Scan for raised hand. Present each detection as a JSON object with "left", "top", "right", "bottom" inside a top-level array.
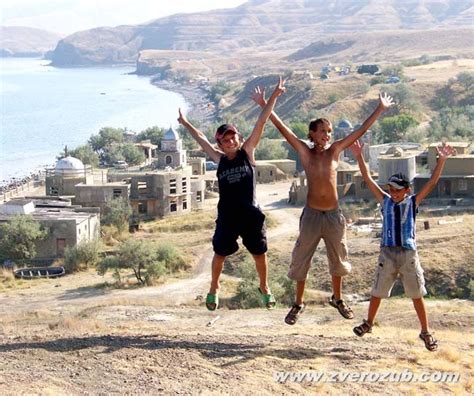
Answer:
[
  {"left": 177, "top": 108, "right": 187, "bottom": 125},
  {"left": 349, "top": 140, "right": 364, "bottom": 158},
  {"left": 251, "top": 85, "right": 266, "bottom": 106},
  {"left": 437, "top": 143, "right": 456, "bottom": 158},
  {"left": 273, "top": 76, "right": 286, "bottom": 97},
  {"left": 378, "top": 92, "right": 394, "bottom": 110}
]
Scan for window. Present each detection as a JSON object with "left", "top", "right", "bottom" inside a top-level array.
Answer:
[
  {"left": 345, "top": 174, "right": 352, "bottom": 183},
  {"left": 113, "top": 189, "right": 122, "bottom": 198},
  {"left": 257, "top": 171, "right": 261, "bottom": 177},
  {"left": 270, "top": 170, "right": 273, "bottom": 176},
  {"left": 166, "top": 155, "right": 172, "bottom": 165},
  {"left": 458, "top": 179, "right": 468, "bottom": 191},
  {"left": 138, "top": 181, "right": 148, "bottom": 193},
  {"left": 361, "top": 181, "right": 367, "bottom": 190},
  {"left": 182, "top": 179, "right": 187, "bottom": 193},
  {"left": 196, "top": 191, "right": 202, "bottom": 202},
  {"left": 170, "top": 202, "right": 177, "bottom": 212},
  {"left": 170, "top": 179, "right": 176, "bottom": 194},
  {"left": 183, "top": 199, "right": 187, "bottom": 210},
  {"left": 49, "top": 186, "right": 59, "bottom": 196}
]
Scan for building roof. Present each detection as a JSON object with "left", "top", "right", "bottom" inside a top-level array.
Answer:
[
  {"left": 428, "top": 142, "right": 470, "bottom": 148},
  {"left": 163, "top": 127, "right": 180, "bottom": 141},
  {"left": 55, "top": 156, "right": 84, "bottom": 172},
  {"left": 337, "top": 119, "right": 353, "bottom": 129}
]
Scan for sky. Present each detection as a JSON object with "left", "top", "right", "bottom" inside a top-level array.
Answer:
[{"left": 1, "top": 0, "right": 247, "bottom": 36}]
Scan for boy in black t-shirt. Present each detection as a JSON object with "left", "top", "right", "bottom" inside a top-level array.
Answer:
[{"left": 178, "top": 78, "right": 285, "bottom": 311}]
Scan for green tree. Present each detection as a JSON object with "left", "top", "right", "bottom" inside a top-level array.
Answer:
[
  {"left": 0, "top": 215, "right": 46, "bottom": 261},
  {"left": 89, "top": 127, "right": 125, "bottom": 156},
  {"left": 63, "top": 240, "right": 101, "bottom": 273},
  {"left": 97, "top": 239, "right": 165, "bottom": 285},
  {"left": 384, "top": 83, "right": 421, "bottom": 114},
  {"left": 376, "top": 114, "right": 420, "bottom": 143},
  {"left": 102, "top": 197, "right": 132, "bottom": 233},
  {"left": 255, "top": 138, "right": 288, "bottom": 160},
  {"left": 137, "top": 126, "right": 165, "bottom": 146},
  {"left": 428, "top": 106, "right": 474, "bottom": 141},
  {"left": 58, "top": 144, "right": 99, "bottom": 167},
  {"left": 120, "top": 143, "right": 145, "bottom": 166}
]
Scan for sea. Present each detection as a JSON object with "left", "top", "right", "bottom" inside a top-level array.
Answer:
[{"left": 0, "top": 58, "right": 188, "bottom": 183}]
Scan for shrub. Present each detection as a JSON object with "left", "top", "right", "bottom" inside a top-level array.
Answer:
[{"left": 63, "top": 240, "right": 101, "bottom": 273}]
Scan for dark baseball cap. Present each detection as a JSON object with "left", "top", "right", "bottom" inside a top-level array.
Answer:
[
  {"left": 387, "top": 173, "right": 410, "bottom": 189},
  {"left": 215, "top": 124, "right": 239, "bottom": 142}
]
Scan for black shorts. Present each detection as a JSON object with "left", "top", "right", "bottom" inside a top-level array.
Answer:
[{"left": 212, "top": 207, "right": 267, "bottom": 256}]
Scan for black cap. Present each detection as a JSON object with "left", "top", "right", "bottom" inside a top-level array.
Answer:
[{"left": 387, "top": 173, "right": 410, "bottom": 189}]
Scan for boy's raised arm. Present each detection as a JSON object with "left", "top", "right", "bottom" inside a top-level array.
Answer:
[
  {"left": 251, "top": 84, "right": 310, "bottom": 156},
  {"left": 415, "top": 144, "right": 456, "bottom": 206},
  {"left": 243, "top": 77, "right": 286, "bottom": 159},
  {"left": 335, "top": 93, "right": 394, "bottom": 153},
  {"left": 350, "top": 140, "right": 387, "bottom": 204},
  {"left": 177, "top": 108, "right": 222, "bottom": 163}
]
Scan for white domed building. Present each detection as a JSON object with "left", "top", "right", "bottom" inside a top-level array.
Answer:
[{"left": 45, "top": 156, "right": 93, "bottom": 196}]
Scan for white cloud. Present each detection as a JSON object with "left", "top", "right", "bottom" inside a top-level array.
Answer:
[{"left": 1, "top": 0, "right": 247, "bottom": 35}]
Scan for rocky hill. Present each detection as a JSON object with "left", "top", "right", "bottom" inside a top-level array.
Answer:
[
  {"left": 0, "top": 26, "right": 62, "bottom": 57},
  {"left": 50, "top": 0, "right": 474, "bottom": 67}
]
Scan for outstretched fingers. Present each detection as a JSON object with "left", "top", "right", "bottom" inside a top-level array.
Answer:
[
  {"left": 251, "top": 85, "right": 266, "bottom": 105},
  {"left": 437, "top": 143, "right": 456, "bottom": 158},
  {"left": 379, "top": 92, "right": 394, "bottom": 109},
  {"left": 349, "top": 139, "right": 364, "bottom": 156}
]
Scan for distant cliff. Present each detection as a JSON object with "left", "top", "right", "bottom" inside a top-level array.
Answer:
[
  {"left": 50, "top": 0, "right": 474, "bottom": 67},
  {"left": 0, "top": 26, "right": 62, "bottom": 57}
]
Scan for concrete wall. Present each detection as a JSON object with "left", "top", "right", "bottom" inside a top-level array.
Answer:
[
  {"left": 414, "top": 176, "right": 474, "bottom": 198},
  {"left": 427, "top": 143, "right": 471, "bottom": 170},
  {"left": 255, "top": 164, "right": 286, "bottom": 183},
  {"left": 188, "top": 157, "right": 206, "bottom": 175},
  {"left": 378, "top": 155, "right": 416, "bottom": 184}
]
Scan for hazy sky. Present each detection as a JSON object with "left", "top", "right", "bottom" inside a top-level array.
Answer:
[{"left": 1, "top": 0, "right": 247, "bottom": 36}]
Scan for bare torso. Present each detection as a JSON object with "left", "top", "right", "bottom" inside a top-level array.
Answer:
[{"left": 301, "top": 145, "right": 340, "bottom": 211}]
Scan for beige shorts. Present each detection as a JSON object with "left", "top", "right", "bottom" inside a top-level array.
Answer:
[
  {"left": 288, "top": 207, "right": 351, "bottom": 281},
  {"left": 371, "top": 247, "right": 427, "bottom": 299}
]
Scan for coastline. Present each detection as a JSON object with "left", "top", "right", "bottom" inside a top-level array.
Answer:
[{"left": 151, "top": 79, "right": 217, "bottom": 125}]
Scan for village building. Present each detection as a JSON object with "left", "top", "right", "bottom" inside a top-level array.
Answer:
[
  {"left": 74, "top": 182, "right": 130, "bottom": 214},
  {"left": 156, "top": 127, "right": 186, "bottom": 169},
  {"left": 107, "top": 170, "right": 199, "bottom": 219},
  {"left": 45, "top": 156, "right": 93, "bottom": 196},
  {"left": 255, "top": 159, "right": 296, "bottom": 183},
  {"left": 134, "top": 140, "right": 158, "bottom": 166},
  {"left": 414, "top": 142, "right": 474, "bottom": 198},
  {"left": 0, "top": 197, "right": 100, "bottom": 259}
]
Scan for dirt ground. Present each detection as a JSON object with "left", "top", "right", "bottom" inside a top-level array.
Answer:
[{"left": 0, "top": 181, "right": 473, "bottom": 395}]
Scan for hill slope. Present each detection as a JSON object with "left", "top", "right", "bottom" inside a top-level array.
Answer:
[
  {"left": 0, "top": 26, "right": 62, "bottom": 57},
  {"left": 50, "top": 0, "right": 474, "bottom": 66}
]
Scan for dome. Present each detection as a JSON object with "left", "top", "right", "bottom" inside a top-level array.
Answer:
[
  {"left": 55, "top": 156, "right": 85, "bottom": 176},
  {"left": 163, "top": 127, "right": 180, "bottom": 140},
  {"left": 338, "top": 119, "right": 353, "bottom": 129}
]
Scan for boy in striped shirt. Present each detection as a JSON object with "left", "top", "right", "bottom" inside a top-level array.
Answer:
[{"left": 350, "top": 140, "right": 455, "bottom": 351}]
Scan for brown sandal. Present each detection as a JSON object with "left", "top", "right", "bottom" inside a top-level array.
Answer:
[
  {"left": 419, "top": 331, "right": 438, "bottom": 351},
  {"left": 353, "top": 319, "right": 372, "bottom": 337},
  {"left": 284, "top": 303, "right": 305, "bottom": 325},
  {"left": 329, "top": 295, "right": 354, "bottom": 319}
]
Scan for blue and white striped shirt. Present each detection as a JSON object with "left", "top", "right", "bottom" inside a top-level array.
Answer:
[{"left": 381, "top": 194, "right": 417, "bottom": 250}]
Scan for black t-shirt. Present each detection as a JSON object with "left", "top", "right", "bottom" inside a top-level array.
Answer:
[{"left": 216, "top": 149, "right": 257, "bottom": 216}]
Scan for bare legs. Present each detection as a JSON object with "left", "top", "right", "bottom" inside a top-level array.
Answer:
[{"left": 208, "top": 252, "right": 270, "bottom": 294}]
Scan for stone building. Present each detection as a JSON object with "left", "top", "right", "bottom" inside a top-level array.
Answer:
[
  {"left": 156, "top": 127, "right": 187, "bottom": 169},
  {"left": 45, "top": 156, "right": 93, "bottom": 196},
  {"left": 0, "top": 197, "right": 100, "bottom": 259}
]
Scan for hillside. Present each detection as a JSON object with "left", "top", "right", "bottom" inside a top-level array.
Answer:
[
  {"left": 0, "top": 26, "right": 62, "bottom": 57},
  {"left": 49, "top": 0, "right": 474, "bottom": 66}
]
